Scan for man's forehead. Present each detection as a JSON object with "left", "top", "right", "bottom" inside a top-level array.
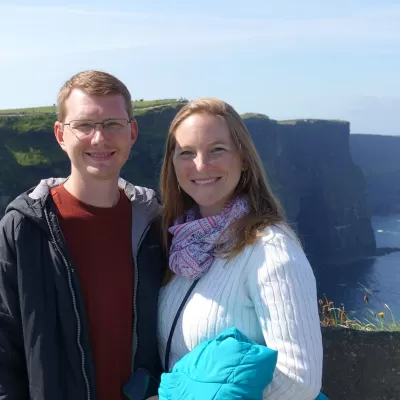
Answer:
[
  {"left": 64, "top": 89, "right": 127, "bottom": 118},
  {"left": 66, "top": 88, "right": 124, "bottom": 103}
]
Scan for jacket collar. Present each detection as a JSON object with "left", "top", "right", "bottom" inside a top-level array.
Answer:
[{"left": 6, "top": 177, "right": 162, "bottom": 254}]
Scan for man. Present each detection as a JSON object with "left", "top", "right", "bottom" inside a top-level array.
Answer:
[{"left": 0, "top": 70, "right": 165, "bottom": 399}]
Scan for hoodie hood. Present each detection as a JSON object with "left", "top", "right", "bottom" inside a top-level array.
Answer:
[{"left": 5, "top": 177, "right": 161, "bottom": 247}]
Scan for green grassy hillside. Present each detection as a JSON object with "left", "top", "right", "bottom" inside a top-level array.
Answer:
[{"left": 0, "top": 99, "right": 187, "bottom": 116}]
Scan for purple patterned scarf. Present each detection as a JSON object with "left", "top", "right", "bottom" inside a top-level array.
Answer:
[{"left": 168, "top": 196, "right": 250, "bottom": 280}]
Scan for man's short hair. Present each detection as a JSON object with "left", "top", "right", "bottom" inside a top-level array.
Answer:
[{"left": 57, "top": 70, "right": 133, "bottom": 122}]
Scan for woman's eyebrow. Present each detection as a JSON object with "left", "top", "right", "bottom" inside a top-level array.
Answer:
[
  {"left": 175, "top": 144, "right": 191, "bottom": 149},
  {"left": 206, "top": 140, "right": 230, "bottom": 147},
  {"left": 175, "top": 140, "right": 229, "bottom": 150}
]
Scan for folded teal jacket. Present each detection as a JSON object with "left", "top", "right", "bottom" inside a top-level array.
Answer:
[{"left": 159, "top": 327, "right": 328, "bottom": 400}]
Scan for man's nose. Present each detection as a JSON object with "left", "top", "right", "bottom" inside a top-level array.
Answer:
[{"left": 91, "top": 124, "right": 106, "bottom": 144}]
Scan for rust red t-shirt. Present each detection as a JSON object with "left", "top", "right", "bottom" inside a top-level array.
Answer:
[{"left": 51, "top": 184, "right": 133, "bottom": 400}]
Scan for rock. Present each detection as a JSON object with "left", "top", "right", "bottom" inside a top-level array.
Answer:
[{"left": 322, "top": 327, "right": 400, "bottom": 399}]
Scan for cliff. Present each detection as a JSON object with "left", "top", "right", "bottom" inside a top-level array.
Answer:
[
  {"left": 350, "top": 134, "right": 400, "bottom": 216},
  {"left": 244, "top": 116, "right": 376, "bottom": 262},
  {"left": 0, "top": 105, "right": 376, "bottom": 263}
]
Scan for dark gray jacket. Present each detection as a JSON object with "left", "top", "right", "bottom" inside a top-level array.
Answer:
[{"left": 0, "top": 178, "right": 167, "bottom": 400}]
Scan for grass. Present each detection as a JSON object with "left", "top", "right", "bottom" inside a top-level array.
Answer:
[
  {"left": 0, "top": 106, "right": 57, "bottom": 115},
  {"left": 279, "top": 119, "right": 348, "bottom": 125},
  {"left": 319, "top": 284, "right": 400, "bottom": 331},
  {"left": 241, "top": 113, "right": 270, "bottom": 120},
  {"left": 0, "top": 100, "right": 351, "bottom": 126},
  {"left": 6, "top": 146, "right": 51, "bottom": 166},
  {"left": 0, "top": 114, "right": 55, "bottom": 133},
  {"left": 132, "top": 98, "right": 186, "bottom": 108},
  {"left": 0, "top": 99, "right": 188, "bottom": 116}
]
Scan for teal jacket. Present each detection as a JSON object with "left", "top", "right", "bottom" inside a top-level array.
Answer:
[{"left": 159, "top": 327, "right": 328, "bottom": 400}]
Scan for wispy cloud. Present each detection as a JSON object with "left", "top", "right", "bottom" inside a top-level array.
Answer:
[{"left": 1, "top": 3, "right": 399, "bottom": 61}]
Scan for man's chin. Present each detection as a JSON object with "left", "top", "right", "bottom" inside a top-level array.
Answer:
[{"left": 83, "top": 167, "right": 120, "bottom": 180}]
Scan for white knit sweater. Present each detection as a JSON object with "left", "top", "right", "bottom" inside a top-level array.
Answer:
[{"left": 158, "top": 224, "right": 323, "bottom": 400}]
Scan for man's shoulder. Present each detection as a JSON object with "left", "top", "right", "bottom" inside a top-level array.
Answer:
[
  {"left": 1, "top": 209, "right": 25, "bottom": 236},
  {"left": 123, "top": 182, "right": 162, "bottom": 219},
  {"left": 132, "top": 185, "right": 158, "bottom": 199},
  {"left": 0, "top": 209, "right": 40, "bottom": 259},
  {"left": 119, "top": 179, "right": 160, "bottom": 204}
]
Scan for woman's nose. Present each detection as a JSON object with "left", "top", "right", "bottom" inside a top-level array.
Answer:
[{"left": 194, "top": 153, "right": 210, "bottom": 171}]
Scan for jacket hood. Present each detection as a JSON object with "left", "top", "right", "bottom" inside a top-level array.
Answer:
[
  {"left": 5, "top": 177, "right": 161, "bottom": 243},
  {"left": 159, "top": 327, "right": 278, "bottom": 400}
]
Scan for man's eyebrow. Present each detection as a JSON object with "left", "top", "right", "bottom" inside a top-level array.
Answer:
[{"left": 67, "top": 116, "right": 127, "bottom": 122}]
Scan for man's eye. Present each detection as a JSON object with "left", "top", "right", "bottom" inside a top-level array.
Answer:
[
  {"left": 104, "top": 121, "right": 123, "bottom": 128},
  {"left": 74, "top": 123, "right": 93, "bottom": 130}
]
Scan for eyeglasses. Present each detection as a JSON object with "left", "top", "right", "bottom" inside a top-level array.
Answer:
[{"left": 63, "top": 119, "right": 131, "bottom": 139}]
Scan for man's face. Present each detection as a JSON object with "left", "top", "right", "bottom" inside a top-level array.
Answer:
[{"left": 54, "top": 89, "right": 137, "bottom": 182}]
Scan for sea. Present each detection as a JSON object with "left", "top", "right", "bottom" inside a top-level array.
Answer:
[{"left": 314, "top": 215, "right": 400, "bottom": 321}]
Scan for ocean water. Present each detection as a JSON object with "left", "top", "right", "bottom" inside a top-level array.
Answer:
[{"left": 314, "top": 215, "right": 400, "bottom": 321}]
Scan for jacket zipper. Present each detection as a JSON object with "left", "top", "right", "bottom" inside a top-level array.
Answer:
[
  {"left": 130, "top": 215, "right": 159, "bottom": 372},
  {"left": 44, "top": 207, "right": 91, "bottom": 400}
]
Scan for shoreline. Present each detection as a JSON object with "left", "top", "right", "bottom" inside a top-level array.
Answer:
[{"left": 310, "top": 246, "right": 400, "bottom": 268}]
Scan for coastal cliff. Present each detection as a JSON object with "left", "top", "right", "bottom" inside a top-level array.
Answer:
[
  {"left": 244, "top": 116, "right": 376, "bottom": 262},
  {"left": 0, "top": 104, "right": 376, "bottom": 262},
  {"left": 350, "top": 134, "right": 400, "bottom": 216}
]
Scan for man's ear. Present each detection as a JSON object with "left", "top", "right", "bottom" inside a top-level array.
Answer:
[
  {"left": 54, "top": 121, "right": 67, "bottom": 152},
  {"left": 130, "top": 119, "right": 138, "bottom": 147}
]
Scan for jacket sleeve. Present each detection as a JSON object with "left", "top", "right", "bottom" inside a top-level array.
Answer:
[
  {"left": 247, "top": 228, "right": 323, "bottom": 400},
  {"left": 0, "top": 213, "right": 29, "bottom": 398}
]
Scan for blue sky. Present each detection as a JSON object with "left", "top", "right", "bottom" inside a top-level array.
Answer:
[{"left": 0, "top": 0, "right": 399, "bottom": 134}]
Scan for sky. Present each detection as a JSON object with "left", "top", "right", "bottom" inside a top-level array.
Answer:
[{"left": 0, "top": 0, "right": 399, "bottom": 135}]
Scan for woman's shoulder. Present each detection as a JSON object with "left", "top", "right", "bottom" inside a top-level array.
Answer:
[
  {"left": 257, "top": 222, "right": 301, "bottom": 248},
  {"left": 246, "top": 223, "right": 310, "bottom": 270}
]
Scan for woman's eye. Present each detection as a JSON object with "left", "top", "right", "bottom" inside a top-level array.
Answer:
[
  {"left": 180, "top": 150, "right": 194, "bottom": 156},
  {"left": 211, "top": 147, "right": 225, "bottom": 153}
]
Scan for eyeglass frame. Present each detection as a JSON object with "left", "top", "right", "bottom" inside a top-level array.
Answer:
[{"left": 62, "top": 118, "right": 133, "bottom": 139}]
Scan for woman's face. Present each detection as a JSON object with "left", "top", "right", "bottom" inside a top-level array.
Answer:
[{"left": 172, "top": 112, "right": 243, "bottom": 217}]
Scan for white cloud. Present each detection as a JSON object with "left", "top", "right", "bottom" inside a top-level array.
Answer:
[{"left": 0, "top": 3, "right": 399, "bottom": 60}]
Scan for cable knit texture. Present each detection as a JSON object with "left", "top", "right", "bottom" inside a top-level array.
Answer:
[{"left": 158, "top": 224, "right": 323, "bottom": 400}]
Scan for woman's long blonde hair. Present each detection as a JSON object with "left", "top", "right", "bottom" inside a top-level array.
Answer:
[{"left": 160, "top": 97, "right": 287, "bottom": 256}]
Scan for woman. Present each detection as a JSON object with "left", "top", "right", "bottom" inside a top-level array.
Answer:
[{"left": 157, "top": 98, "right": 323, "bottom": 399}]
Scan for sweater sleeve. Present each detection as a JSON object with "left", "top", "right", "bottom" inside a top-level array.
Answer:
[{"left": 247, "top": 227, "right": 323, "bottom": 400}]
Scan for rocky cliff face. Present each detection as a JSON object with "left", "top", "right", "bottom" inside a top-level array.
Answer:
[
  {"left": 0, "top": 108, "right": 376, "bottom": 262},
  {"left": 350, "top": 134, "right": 400, "bottom": 216},
  {"left": 244, "top": 117, "right": 376, "bottom": 262}
]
